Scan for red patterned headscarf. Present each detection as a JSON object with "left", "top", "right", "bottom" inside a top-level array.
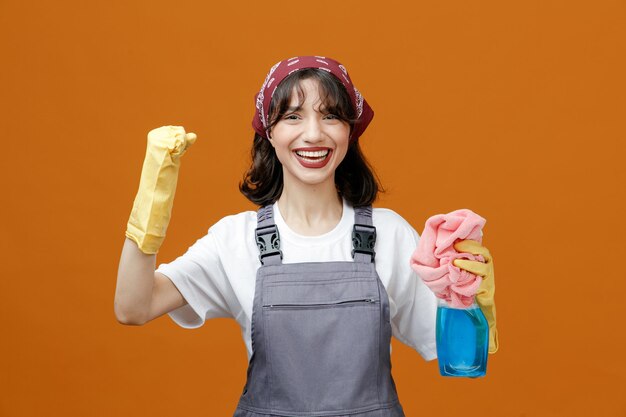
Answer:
[{"left": 252, "top": 56, "right": 374, "bottom": 141}]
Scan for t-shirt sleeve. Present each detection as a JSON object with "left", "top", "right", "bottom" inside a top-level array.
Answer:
[
  {"left": 156, "top": 229, "right": 235, "bottom": 328},
  {"left": 388, "top": 221, "right": 438, "bottom": 361}
]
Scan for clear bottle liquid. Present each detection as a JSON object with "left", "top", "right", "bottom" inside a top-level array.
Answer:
[{"left": 436, "top": 298, "right": 489, "bottom": 377}]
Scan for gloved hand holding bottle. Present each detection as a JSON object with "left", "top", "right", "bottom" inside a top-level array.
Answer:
[
  {"left": 125, "top": 126, "right": 197, "bottom": 254},
  {"left": 410, "top": 209, "right": 498, "bottom": 377},
  {"left": 452, "top": 239, "right": 499, "bottom": 354}
]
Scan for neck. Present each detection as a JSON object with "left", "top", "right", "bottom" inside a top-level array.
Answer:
[{"left": 277, "top": 176, "right": 343, "bottom": 236}]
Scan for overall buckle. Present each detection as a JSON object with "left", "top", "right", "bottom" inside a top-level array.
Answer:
[
  {"left": 255, "top": 225, "right": 283, "bottom": 265},
  {"left": 352, "top": 223, "right": 376, "bottom": 261}
]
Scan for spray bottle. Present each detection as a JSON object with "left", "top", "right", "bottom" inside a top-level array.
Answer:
[{"left": 436, "top": 297, "right": 489, "bottom": 377}]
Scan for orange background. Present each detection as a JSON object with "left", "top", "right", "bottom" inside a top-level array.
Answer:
[{"left": 1, "top": 0, "right": 625, "bottom": 416}]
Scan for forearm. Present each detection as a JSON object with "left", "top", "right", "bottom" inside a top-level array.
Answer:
[{"left": 114, "top": 237, "right": 157, "bottom": 324}]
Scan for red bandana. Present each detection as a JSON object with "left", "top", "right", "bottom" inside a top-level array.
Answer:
[{"left": 252, "top": 56, "right": 374, "bottom": 141}]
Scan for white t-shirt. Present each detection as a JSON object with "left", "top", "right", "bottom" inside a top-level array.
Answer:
[{"left": 156, "top": 198, "right": 437, "bottom": 362}]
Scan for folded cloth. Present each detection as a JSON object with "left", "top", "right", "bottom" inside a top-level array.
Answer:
[{"left": 409, "top": 209, "right": 486, "bottom": 308}]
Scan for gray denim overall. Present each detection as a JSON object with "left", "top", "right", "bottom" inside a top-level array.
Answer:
[{"left": 234, "top": 205, "right": 405, "bottom": 417}]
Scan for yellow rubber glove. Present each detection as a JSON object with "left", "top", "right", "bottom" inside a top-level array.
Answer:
[
  {"left": 452, "top": 239, "right": 499, "bottom": 354},
  {"left": 125, "top": 126, "right": 197, "bottom": 254}
]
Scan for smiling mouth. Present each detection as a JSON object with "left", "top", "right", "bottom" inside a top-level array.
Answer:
[{"left": 293, "top": 149, "right": 330, "bottom": 161}]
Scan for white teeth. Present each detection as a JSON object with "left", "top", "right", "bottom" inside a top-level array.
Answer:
[{"left": 294, "top": 150, "right": 330, "bottom": 158}]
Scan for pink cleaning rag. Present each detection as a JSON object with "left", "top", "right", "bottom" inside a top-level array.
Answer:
[{"left": 410, "top": 209, "right": 487, "bottom": 308}]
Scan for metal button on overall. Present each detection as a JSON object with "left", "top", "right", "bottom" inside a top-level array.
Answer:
[{"left": 234, "top": 205, "right": 405, "bottom": 417}]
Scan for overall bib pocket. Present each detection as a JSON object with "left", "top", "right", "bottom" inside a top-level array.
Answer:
[{"left": 262, "top": 297, "right": 381, "bottom": 412}]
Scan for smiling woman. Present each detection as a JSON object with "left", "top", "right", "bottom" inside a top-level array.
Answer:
[{"left": 117, "top": 55, "right": 461, "bottom": 417}]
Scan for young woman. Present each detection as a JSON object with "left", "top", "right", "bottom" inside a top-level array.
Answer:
[{"left": 115, "top": 56, "right": 490, "bottom": 416}]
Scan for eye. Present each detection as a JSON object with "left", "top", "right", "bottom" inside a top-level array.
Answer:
[
  {"left": 283, "top": 114, "right": 299, "bottom": 120},
  {"left": 324, "top": 114, "right": 339, "bottom": 120}
]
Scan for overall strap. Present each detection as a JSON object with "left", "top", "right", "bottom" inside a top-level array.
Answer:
[
  {"left": 352, "top": 205, "right": 376, "bottom": 263},
  {"left": 256, "top": 204, "right": 376, "bottom": 265},
  {"left": 255, "top": 205, "right": 283, "bottom": 265}
]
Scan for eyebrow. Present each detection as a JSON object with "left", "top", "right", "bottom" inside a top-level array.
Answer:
[{"left": 286, "top": 105, "right": 329, "bottom": 112}]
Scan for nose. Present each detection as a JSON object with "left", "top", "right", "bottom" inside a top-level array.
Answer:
[{"left": 301, "top": 117, "right": 323, "bottom": 143}]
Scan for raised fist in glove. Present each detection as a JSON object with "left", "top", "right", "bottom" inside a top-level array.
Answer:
[
  {"left": 125, "top": 126, "right": 197, "bottom": 254},
  {"left": 452, "top": 239, "right": 499, "bottom": 354}
]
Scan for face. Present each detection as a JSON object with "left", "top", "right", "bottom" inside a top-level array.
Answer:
[{"left": 268, "top": 78, "right": 351, "bottom": 188}]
